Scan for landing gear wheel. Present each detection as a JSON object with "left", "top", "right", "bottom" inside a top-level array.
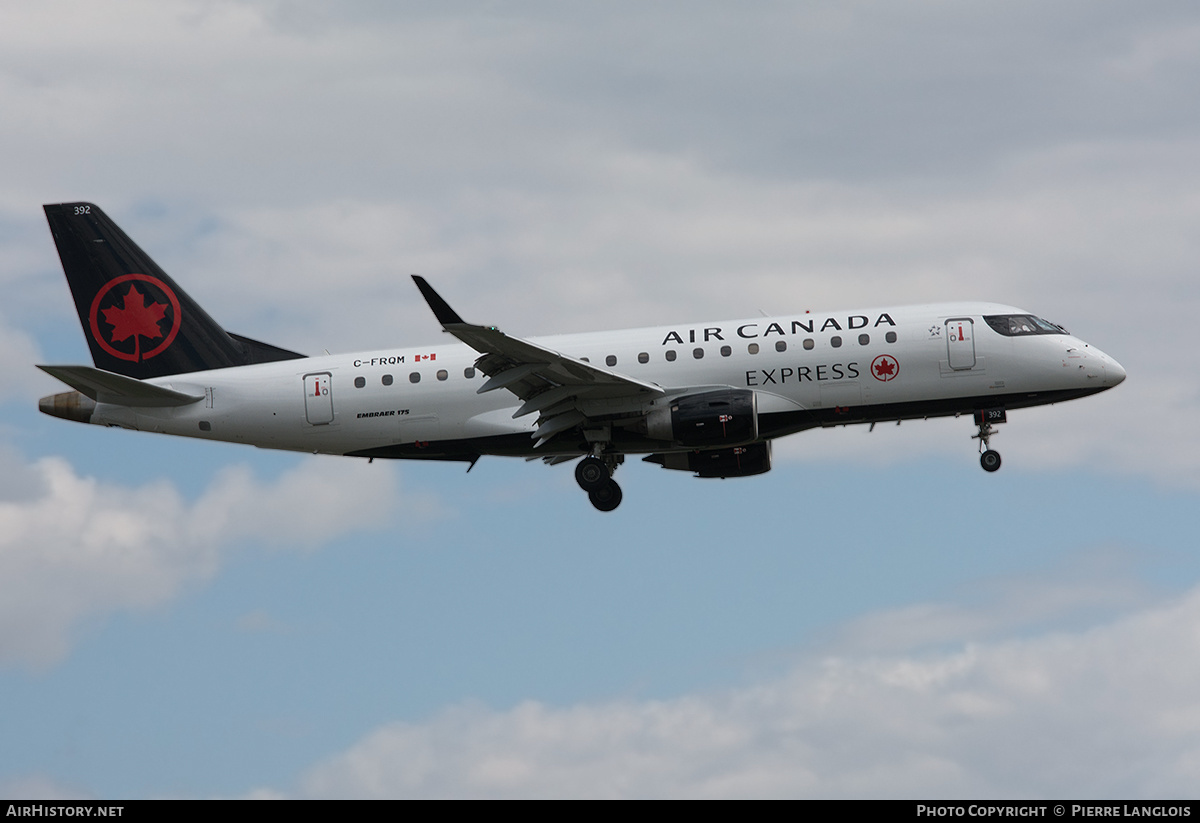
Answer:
[
  {"left": 575, "top": 457, "right": 611, "bottom": 491},
  {"left": 588, "top": 480, "right": 623, "bottom": 512},
  {"left": 980, "top": 449, "right": 1002, "bottom": 473}
]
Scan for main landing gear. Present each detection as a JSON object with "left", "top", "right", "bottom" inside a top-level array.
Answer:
[
  {"left": 972, "top": 408, "right": 1005, "bottom": 473},
  {"left": 576, "top": 454, "right": 624, "bottom": 512}
]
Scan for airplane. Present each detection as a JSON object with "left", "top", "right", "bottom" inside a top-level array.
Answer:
[{"left": 37, "top": 202, "right": 1126, "bottom": 511}]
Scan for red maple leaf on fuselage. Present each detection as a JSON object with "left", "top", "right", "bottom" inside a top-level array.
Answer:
[
  {"left": 874, "top": 358, "right": 896, "bottom": 377},
  {"left": 100, "top": 283, "right": 168, "bottom": 361}
]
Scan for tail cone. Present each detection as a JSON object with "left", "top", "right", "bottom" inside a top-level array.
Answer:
[{"left": 39, "top": 390, "right": 96, "bottom": 424}]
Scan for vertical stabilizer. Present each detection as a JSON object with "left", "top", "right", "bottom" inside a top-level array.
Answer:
[{"left": 43, "top": 202, "right": 303, "bottom": 378}]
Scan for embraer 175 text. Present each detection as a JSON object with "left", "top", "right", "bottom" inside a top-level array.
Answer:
[{"left": 38, "top": 203, "right": 1126, "bottom": 511}]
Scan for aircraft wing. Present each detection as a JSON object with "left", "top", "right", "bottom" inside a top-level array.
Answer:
[
  {"left": 412, "top": 276, "right": 666, "bottom": 445},
  {"left": 38, "top": 365, "right": 204, "bottom": 407}
]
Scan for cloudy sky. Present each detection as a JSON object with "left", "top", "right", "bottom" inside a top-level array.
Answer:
[{"left": 2, "top": 0, "right": 1199, "bottom": 798}]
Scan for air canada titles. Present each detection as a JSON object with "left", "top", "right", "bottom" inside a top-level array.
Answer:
[{"left": 660, "top": 313, "right": 896, "bottom": 345}]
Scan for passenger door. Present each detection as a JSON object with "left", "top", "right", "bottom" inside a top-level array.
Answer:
[
  {"left": 946, "top": 319, "right": 976, "bottom": 370},
  {"left": 303, "top": 372, "right": 334, "bottom": 424}
]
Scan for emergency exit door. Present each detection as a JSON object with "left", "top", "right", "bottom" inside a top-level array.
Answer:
[
  {"left": 946, "top": 319, "right": 976, "bottom": 370},
  {"left": 303, "top": 372, "right": 334, "bottom": 424}
]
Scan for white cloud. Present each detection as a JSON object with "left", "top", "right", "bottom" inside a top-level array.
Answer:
[
  {"left": 0, "top": 451, "right": 440, "bottom": 669},
  {"left": 0, "top": 774, "right": 91, "bottom": 801},
  {"left": 0, "top": 318, "right": 47, "bottom": 404},
  {"left": 289, "top": 582, "right": 1200, "bottom": 798}
]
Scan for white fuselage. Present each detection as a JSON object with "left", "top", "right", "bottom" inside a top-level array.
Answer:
[{"left": 83, "top": 302, "right": 1125, "bottom": 460}]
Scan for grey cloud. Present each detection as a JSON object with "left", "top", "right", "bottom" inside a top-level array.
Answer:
[{"left": 3, "top": 0, "right": 1198, "bottom": 486}]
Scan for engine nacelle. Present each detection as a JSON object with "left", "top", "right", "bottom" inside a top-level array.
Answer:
[
  {"left": 644, "top": 441, "right": 772, "bottom": 478},
  {"left": 645, "top": 388, "right": 759, "bottom": 447}
]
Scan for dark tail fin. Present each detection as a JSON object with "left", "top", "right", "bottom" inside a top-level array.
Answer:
[{"left": 43, "top": 202, "right": 304, "bottom": 379}]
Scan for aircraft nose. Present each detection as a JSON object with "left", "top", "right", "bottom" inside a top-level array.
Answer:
[{"left": 1106, "top": 357, "right": 1127, "bottom": 387}]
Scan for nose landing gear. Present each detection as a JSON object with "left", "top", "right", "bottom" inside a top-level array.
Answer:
[
  {"left": 973, "top": 408, "right": 1006, "bottom": 473},
  {"left": 575, "top": 453, "right": 624, "bottom": 511},
  {"left": 980, "top": 448, "right": 1002, "bottom": 472}
]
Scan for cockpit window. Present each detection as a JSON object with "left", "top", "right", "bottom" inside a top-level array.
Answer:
[{"left": 984, "top": 314, "right": 1068, "bottom": 336}]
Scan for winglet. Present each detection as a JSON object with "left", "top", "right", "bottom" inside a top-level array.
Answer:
[{"left": 411, "top": 275, "right": 465, "bottom": 327}]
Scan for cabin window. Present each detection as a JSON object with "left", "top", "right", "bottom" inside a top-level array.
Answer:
[
  {"left": 199, "top": 421, "right": 211, "bottom": 431},
  {"left": 886, "top": 331, "right": 897, "bottom": 344},
  {"left": 720, "top": 345, "right": 732, "bottom": 357},
  {"left": 693, "top": 348, "right": 704, "bottom": 359},
  {"left": 381, "top": 374, "right": 393, "bottom": 386},
  {"left": 775, "top": 341, "right": 787, "bottom": 353},
  {"left": 831, "top": 336, "right": 842, "bottom": 348},
  {"left": 638, "top": 352, "right": 649, "bottom": 364},
  {"left": 606, "top": 355, "right": 617, "bottom": 367},
  {"left": 354, "top": 376, "right": 366, "bottom": 389},
  {"left": 748, "top": 343, "right": 759, "bottom": 355},
  {"left": 803, "top": 338, "right": 814, "bottom": 350},
  {"left": 858, "top": 334, "right": 870, "bottom": 346},
  {"left": 436, "top": 369, "right": 448, "bottom": 381},
  {"left": 665, "top": 350, "right": 677, "bottom": 362},
  {"left": 464, "top": 367, "right": 476, "bottom": 378},
  {"left": 409, "top": 372, "right": 420, "bottom": 383},
  {"left": 580, "top": 357, "right": 589, "bottom": 362}
]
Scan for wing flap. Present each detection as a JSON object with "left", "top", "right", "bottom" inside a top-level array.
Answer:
[
  {"left": 412, "top": 276, "right": 665, "bottom": 447},
  {"left": 447, "top": 322, "right": 663, "bottom": 397}
]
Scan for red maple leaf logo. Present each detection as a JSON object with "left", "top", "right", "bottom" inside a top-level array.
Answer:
[
  {"left": 100, "top": 283, "right": 168, "bottom": 361},
  {"left": 871, "top": 354, "right": 899, "bottom": 381}
]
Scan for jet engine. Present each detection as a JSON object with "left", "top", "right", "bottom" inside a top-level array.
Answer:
[
  {"left": 644, "top": 441, "right": 772, "bottom": 478},
  {"left": 644, "top": 388, "right": 759, "bottom": 447}
]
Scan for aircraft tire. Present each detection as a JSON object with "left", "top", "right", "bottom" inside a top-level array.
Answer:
[
  {"left": 575, "top": 457, "right": 611, "bottom": 491},
  {"left": 588, "top": 480, "right": 623, "bottom": 512},
  {"left": 980, "top": 450, "right": 1002, "bottom": 473}
]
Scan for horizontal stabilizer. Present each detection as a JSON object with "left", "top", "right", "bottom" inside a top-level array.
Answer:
[{"left": 38, "top": 364, "right": 203, "bottom": 407}]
